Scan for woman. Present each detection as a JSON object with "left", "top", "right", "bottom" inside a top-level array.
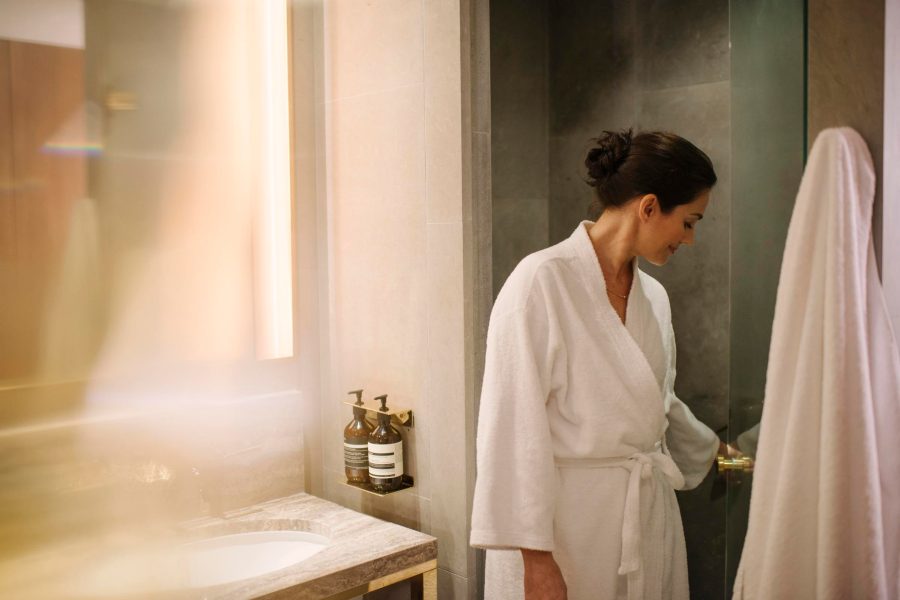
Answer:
[{"left": 470, "top": 129, "right": 726, "bottom": 600}]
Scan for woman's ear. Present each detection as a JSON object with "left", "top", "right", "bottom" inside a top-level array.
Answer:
[{"left": 638, "top": 194, "right": 658, "bottom": 223}]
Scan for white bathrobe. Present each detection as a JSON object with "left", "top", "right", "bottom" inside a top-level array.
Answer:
[
  {"left": 470, "top": 221, "right": 720, "bottom": 600},
  {"left": 734, "top": 128, "right": 900, "bottom": 599}
]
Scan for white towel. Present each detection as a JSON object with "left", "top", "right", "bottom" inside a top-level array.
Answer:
[{"left": 734, "top": 127, "right": 900, "bottom": 599}]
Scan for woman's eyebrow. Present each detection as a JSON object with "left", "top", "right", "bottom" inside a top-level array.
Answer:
[{"left": 690, "top": 213, "right": 704, "bottom": 220}]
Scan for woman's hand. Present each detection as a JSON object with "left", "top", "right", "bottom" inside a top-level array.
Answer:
[
  {"left": 521, "top": 549, "right": 567, "bottom": 600},
  {"left": 718, "top": 440, "right": 742, "bottom": 458}
]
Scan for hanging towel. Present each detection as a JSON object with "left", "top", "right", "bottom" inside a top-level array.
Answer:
[{"left": 733, "top": 127, "right": 900, "bottom": 599}]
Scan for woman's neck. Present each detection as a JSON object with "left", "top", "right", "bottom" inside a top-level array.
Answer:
[{"left": 587, "top": 209, "right": 637, "bottom": 282}]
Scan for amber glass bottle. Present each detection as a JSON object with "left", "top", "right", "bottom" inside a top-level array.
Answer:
[
  {"left": 368, "top": 394, "right": 404, "bottom": 492},
  {"left": 344, "top": 390, "right": 373, "bottom": 484}
]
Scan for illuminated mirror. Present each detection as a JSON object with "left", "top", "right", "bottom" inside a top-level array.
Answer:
[{"left": 0, "top": 0, "right": 295, "bottom": 397}]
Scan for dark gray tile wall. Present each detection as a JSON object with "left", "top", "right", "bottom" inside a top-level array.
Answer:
[
  {"left": 548, "top": 0, "right": 637, "bottom": 244},
  {"left": 635, "top": 0, "right": 730, "bottom": 90},
  {"left": 489, "top": 0, "right": 549, "bottom": 297},
  {"left": 548, "top": 0, "right": 637, "bottom": 138},
  {"left": 470, "top": 0, "right": 493, "bottom": 596}
]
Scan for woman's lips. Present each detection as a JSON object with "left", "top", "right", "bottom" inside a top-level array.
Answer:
[{"left": 668, "top": 245, "right": 677, "bottom": 255}]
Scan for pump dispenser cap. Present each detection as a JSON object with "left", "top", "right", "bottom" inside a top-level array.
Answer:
[
  {"left": 348, "top": 389, "right": 364, "bottom": 406},
  {"left": 375, "top": 394, "right": 389, "bottom": 412}
]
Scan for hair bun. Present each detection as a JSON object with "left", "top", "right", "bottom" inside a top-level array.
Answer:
[{"left": 585, "top": 129, "right": 633, "bottom": 186}]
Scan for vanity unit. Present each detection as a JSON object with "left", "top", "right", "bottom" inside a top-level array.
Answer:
[
  {"left": 0, "top": 493, "right": 437, "bottom": 599},
  {"left": 182, "top": 492, "right": 438, "bottom": 599}
]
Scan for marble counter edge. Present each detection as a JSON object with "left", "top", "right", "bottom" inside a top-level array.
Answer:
[{"left": 196, "top": 492, "right": 438, "bottom": 600}]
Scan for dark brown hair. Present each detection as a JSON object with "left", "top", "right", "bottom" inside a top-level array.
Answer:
[{"left": 584, "top": 129, "right": 717, "bottom": 216}]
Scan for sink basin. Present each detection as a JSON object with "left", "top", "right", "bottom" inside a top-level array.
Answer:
[
  {"left": 74, "top": 528, "right": 330, "bottom": 596},
  {"left": 182, "top": 530, "right": 330, "bottom": 587}
]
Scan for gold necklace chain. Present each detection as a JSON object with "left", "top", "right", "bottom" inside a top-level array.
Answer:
[
  {"left": 598, "top": 258, "right": 631, "bottom": 301},
  {"left": 601, "top": 269, "right": 630, "bottom": 300}
]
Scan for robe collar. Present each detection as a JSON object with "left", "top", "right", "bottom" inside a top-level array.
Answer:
[
  {"left": 566, "top": 220, "right": 668, "bottom": 439},
  {"left": 567, "top": 220, "right": 646, "bottom": 311}
]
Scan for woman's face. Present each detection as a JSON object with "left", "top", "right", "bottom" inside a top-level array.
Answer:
[{"left": 636, "top": 189, "right": 711, "bottom": 266}]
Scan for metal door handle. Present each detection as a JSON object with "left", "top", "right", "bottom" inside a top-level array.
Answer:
[{"left": 717, "top": 455, "right": 754, "bottom": 472}]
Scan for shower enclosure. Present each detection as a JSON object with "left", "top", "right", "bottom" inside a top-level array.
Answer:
[{"left": 489, "top": 1, "right": 806, "bottom": 597}]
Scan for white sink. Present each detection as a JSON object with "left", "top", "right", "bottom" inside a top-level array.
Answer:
[
  {"left": 75, "top": 529, "right": 330, "bottom": 596},
  {"left": 182, "top": 530, "right": 330, "bottom": 587}
]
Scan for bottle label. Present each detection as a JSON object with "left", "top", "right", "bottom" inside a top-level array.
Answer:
[
  {"left": 368, "top": 441, "right": 404, "bottom": 480},
  {"left": 344, "top": 443, "right": 369, "bottom": 469}
]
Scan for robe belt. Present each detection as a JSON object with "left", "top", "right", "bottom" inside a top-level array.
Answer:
[{"left": 555, "top": 446, "right": 686, "bottom": 600}]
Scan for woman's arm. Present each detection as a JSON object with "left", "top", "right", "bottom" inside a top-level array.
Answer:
[
  {"left": 470, "top": 293, "right": 563, "bottom": 551},
  {"left": 521, "top": 549, "right": 567, "bottom": 600},
  {"left": 666, "top": 394, "right": 720, "bottom": 488},
  {"left": 663, "top": 323, "right": 721, "bottom": 489},
  {"left": 470, "top": 273, "right": 566, "bottom": 595}
]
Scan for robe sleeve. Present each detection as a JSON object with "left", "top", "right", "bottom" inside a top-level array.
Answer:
[
  {"left": 663, "top": 323, "right": 720, "bottom": 490},
  {"left": 470, "top": 292, "right": 561, "bottom": 552},
  {"left": 736, "top": 422, "right": 761, "bottom": 457}
]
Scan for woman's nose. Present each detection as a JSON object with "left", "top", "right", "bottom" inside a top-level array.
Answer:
[{"left": 682, "top": 230, "right": 695, "bottom": 246}]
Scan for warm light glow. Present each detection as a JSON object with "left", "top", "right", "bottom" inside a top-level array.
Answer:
[
  {"left": 254, "top": 0, "right": 294, "bottom": 360},
  {"left": 0, "top": 2, "right": 305, "bottom": 596}
]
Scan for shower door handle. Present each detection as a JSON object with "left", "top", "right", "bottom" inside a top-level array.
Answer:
[{"left": 717, "top": 455, "right": 755, "bottom": 472}]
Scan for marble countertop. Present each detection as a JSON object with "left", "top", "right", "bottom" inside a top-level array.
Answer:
[
  {"left": 183, "top": 492, "right": 438, "bottom": 599},
  {"left": 0, "top": 492, "right": 437, "bottom": 600}
]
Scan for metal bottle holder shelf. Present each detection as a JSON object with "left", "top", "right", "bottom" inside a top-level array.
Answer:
[
  {"left": 342, "top": 474, "right": 416, "bottom": 496},
  {"left": 341, "top": 398, "right": 414, "bottom": 496}
]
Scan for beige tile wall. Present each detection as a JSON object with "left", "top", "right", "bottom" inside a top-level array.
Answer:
[
  {"left": 807, "top": 0, "right": 885, "bottom": 261},
  {"left": 314, "top": 1, "right": 481, "bottom": 597}
]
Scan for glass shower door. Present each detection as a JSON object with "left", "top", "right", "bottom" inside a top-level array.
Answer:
[{"left": 726, "top": 0, "right": 807, "bottom": 595}]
